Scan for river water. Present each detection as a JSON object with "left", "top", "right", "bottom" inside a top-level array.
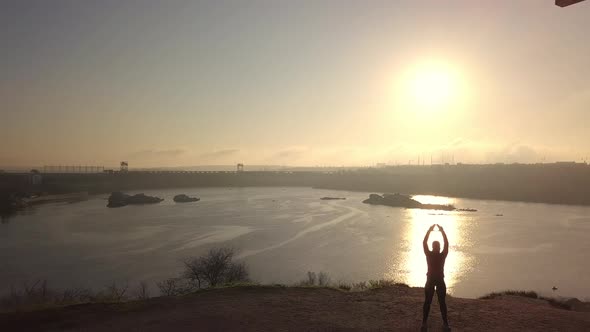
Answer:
[{"left": 1, "top": 187, "right": 589, "bottom": 299}]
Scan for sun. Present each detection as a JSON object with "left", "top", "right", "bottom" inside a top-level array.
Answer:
[{"left": 403, "top": 62, "right": 461, "bottom": 112}]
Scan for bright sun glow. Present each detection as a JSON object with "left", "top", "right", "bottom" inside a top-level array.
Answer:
[
  {"left": 401, "top": 61, "right": 462, "bottom": 113},
  {"left": 410, "top": 69, "right": 454, "bottom": 106},
  {"left": 386, "top": 195, "right": 475, "bottom": 293}
]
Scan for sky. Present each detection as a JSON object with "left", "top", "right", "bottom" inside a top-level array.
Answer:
[{"left": 1, "top": 0, "right": 589, "bottom": 168}]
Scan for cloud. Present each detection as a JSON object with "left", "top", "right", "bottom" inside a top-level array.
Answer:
[
  {"left": 130, "top": 148, "right": 187, "bottom": 159},
  {"left": 385, "top": 139, "right": 551, "bottom": 165},
  {"left": 273, "top": 147, "right": 309, "bottom": 160},
  {"left": 199, "top": 149, "right": 240, "bottom": 159},
  {"left": 504, "top": 144, "right": 539, "bottom": 162},
  {"left": 197, "top": 149, "right": 242, "bottom": 164}
]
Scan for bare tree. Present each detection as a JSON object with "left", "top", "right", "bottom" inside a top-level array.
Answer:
[
  {"left": 105, "top": 281, "right": 128, "bottom": 302},
  {"left": 306, "top": 272, "right": 317, "bottom": 286},
  {"left": 183, "top": 260, "right": 203, "bottom": 289},
  {"left": 134, "top": 281, "right": 150, "bottom": 300},
  {"left": 226, "top": 261, "right": 249, "bottom": 283},
  {"left": 156, "top": 278, "right": 190, "bottom": 296},
  {"left": 183, "top": 247, "right": 249, "bottom": 289},
  {"left": 318, "top": 272, "right": 331, "bottom": 286}
]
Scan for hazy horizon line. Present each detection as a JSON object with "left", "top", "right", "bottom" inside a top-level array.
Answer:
[{"left": 2, "top": 161, "right": 589, "bottom": 173}]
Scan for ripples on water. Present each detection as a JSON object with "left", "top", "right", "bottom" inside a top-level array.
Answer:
[
  {"left": 388, "top": 196, "right": 476, "bottom": 291},
  {"left": 1, "top": 187, "right": 589, "bottom": 300}
]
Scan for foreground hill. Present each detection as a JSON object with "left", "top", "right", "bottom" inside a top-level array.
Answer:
[{"left": 1, "top": 285, "right": 589, "bottom": 331}]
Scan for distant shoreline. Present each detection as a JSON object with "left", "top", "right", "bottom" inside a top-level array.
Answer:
[{"left": 2, "top": 163, "right": 590, "bottom": 207}]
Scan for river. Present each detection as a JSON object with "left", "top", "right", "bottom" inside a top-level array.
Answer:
[{"left": 1, "top": 187, "right": 589, "bottom": 300}]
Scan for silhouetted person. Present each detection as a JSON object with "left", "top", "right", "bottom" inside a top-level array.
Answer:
[{"left": 421, "top": 224, "right": 450, "bottom": 331}]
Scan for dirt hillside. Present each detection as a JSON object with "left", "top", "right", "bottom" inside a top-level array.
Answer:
[{"left": 1, "top": 285, "right": 589, "bottom": 331}]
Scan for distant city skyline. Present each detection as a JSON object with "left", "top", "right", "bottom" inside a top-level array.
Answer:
[{"left": 2, "top": 1, "right": 590, "bottom": 167}]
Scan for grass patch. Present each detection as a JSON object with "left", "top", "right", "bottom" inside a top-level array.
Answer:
[
  {"left": 1, "top": 249, "right": 408, "bottom": 313},
  {"left": 296, "top": 272, "right": 332, "bottom": 287},
  {"left": 479, "top": 290, "right": 574, "bottom": 311},
  {"left": 479, "top": 290, "right": 539, "bottom": 300},
  {"left": 297, "top": 272, "right": 407, "bottom": 292},
  {"left": 0, "top": 280, "right": 153, "bottom": 313},
  {"left": 540, "top": 296, "right": 573, "bottom": 311}
]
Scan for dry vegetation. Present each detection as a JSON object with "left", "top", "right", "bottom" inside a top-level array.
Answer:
[
  {"left": 0, "top": 279, "right": 143, "bottom": 312},
  {"left": 1, "top": 246, "right": 586, "bottom": 330}
]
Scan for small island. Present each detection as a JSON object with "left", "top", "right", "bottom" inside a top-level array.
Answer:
[
  {"left": 362, "top": 193, "right": 456, "bottom": 211},
  {"left": 107, "top": 192, "right": 164, "bottom": 208},
  {"left": 173, "top": 194, "right": 200, "bottom": 203}
]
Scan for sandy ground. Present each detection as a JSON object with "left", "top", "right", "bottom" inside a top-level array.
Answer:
[{"left": 1, "top": 285, "right": 589, "bottom": 331}]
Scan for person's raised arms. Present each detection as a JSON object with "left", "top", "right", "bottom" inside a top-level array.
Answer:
[
  {"left": 423, "top": 225, "right": 435, "bottom": 254},
  {"left": 439, "top": 225, "right": 449, "bottom": 256}
]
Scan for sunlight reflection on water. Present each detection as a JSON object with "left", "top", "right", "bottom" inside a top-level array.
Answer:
[{"left": 387, "top": 195, "right": 474, "bottom": 293}]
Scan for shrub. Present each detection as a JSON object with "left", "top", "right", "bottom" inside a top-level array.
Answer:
[
  {"left": 299, "top": 271, "right": 330, "bottom": 286},
  {"left": 182, "top": 247, "right": 250, "bottom": 289},
  {"left": 0, "top": 280, "right": 95, "bottom": 312},
  {"left": 336, "top": 282, "right": 352, "bottom": 291},
  {"left": 225, "top": 261, "right": 249, "bottom": 284},
  {"left": 156, "top": 278, "right": 192, "bottom": 296},
  {"left": 134, "top": 281, "right": 150, "bottom": 300},
  {"left": 351, "top": 281, "right": 368, "bottom": 291},
  {"left": 305, "top": 272, "right": 317, "bottom": 286},
  {"left": 101, "top": 281, "right": 129, "bottom": 302},
  {"left": 318, "top": 272, "right": 331, "bottom": 286},
  {"left": 367, "top": 279, "right": 399, "bottom": 289}
]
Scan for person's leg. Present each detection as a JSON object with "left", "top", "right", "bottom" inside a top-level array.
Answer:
[
  {"left": 436, "top": 279, "right": 449, "bottom": 327},
  {"left": 422, "top": 279, "right": 435, "bottom": 324}
]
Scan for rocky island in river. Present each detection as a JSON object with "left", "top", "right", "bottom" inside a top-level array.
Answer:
[
  {"left": 363, "top": 193, "right": 456, "bottom": 211},
  {"left": 107, "top": 192, "right": 164, "bottom": 208},
  {"left": 173, "top": 194, "right": 200, "bottom": 203}
]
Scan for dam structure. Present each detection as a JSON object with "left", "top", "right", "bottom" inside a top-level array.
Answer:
[{"left": 2, "top": 162, "right": 590, "bottom": 206}]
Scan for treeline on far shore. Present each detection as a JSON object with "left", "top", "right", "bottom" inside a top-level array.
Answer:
[{"left": 2, "top": 163, "right": 590, "bottom": 206}]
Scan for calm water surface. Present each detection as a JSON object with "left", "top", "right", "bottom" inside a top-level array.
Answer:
[{"left": 1, "top": 187, "right": 589, "bottom": 299}]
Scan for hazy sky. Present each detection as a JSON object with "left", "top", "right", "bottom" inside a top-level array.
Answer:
[{"left": 2, "top": 0, "right": 589, "bottom": 168}]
